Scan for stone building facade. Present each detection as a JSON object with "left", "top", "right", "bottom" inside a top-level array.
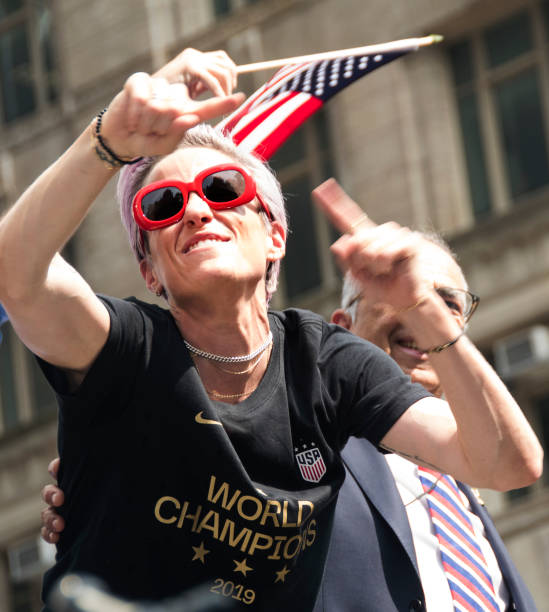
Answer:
[{"left": 0, "top": 0, "right": 547, "bottom": 609}]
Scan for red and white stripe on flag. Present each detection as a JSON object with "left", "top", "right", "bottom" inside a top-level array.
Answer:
[{"left": 218, "top": 63, "right": 321, "bottom": 160}]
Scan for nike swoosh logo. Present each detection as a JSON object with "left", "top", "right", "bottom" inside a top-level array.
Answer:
[{"left": 195, "top": 411, "right": 223, "bottom": 426}]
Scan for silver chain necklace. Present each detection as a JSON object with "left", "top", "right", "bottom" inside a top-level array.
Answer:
[{"left": 184, "top": 331, "right": 273, "bottom": 363}]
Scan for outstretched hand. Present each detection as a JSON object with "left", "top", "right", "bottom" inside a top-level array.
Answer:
[
  {"left": 41, "top": 458, "right": 65, "bottom": 545},
  {"left": 97, "top": 48, "right": 245, "bottom": 161},
  {"left": 312, "top": 179, "right": 432, "bottom": 312}
]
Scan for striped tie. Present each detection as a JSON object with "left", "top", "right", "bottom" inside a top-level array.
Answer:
[{"left": 418, "top": 466, "right": 500, "bottom": 612}]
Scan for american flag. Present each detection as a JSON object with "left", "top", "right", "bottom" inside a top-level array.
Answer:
[{"left": 218, "top": 49, "right": 411, "bottom": 160}]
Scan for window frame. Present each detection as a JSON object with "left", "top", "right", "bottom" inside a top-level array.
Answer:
[
  {"left": 0, "top": 322, "right": 56, "bottom": 438},
  {"left": 448, "top": 1, "right": 549, "bottom": 219},
  {"left": 0, "top": 0, "right": 58, "bottom": 126}
]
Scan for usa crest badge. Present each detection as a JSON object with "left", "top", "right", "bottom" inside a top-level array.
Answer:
[{"left": 295, "top": 443, "right": 326, "bottom": 483}]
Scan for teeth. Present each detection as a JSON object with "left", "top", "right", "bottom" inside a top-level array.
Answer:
[
  {"left": 401, "top": 341, "right": 419, "bottom": 350},
  {"left": 186, "top": 238, "right": 224, "bottom": 253}
]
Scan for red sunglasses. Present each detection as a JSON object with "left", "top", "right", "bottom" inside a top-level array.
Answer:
[{"left": 132, "top": 163, "right": 272, "bottom": 231}]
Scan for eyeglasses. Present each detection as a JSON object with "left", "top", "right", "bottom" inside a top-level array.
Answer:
[
  {"left": 435, "top": 287, "right": 479, "bottom": 324},
  {"left": 346, "top": 286, "right": 480, "bottom": 324},
  {"left": 132, "top": 163, "right": 272, "bottom": 231}
]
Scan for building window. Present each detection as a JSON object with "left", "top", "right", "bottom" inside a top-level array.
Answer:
[
  {"left": 269, "top": 108, "right": 338, "bottom": 303},
  {"left": 506, "top": 391, "right": 549, "bottom": 503},
  {"left": 0, "top": 0, "right": 57, "bottom": 125},
  {"left": 212, "top": 0, "right": 261, "bottom": 18},
  {"left": 212, "top": 0, "right": 231, "bottom": 17},
  {"left": 0, "top": 322, "right": 56, "bottom": 437},
  {"left": 448, "top": 2, "right": 549, "bottom": 220}
]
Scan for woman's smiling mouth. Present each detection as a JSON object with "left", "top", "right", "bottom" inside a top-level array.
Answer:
[{"left": 183, "top": 234, "right": 230, "bottom": 254}]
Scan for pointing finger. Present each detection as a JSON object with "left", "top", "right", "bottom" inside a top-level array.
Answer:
[
  {"left": 176, "top": 92, "right": 245, "bottom": 124},
  {"left": 312, "top": 178, "right": 375, "bottom": 235}
]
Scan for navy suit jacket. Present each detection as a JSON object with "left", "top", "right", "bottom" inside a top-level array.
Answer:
[{"left": 314, "top": 437, "right": 537, "bottom": 612}]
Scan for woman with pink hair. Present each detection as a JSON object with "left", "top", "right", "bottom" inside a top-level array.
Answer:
[{"left": 0, "top": 47, "right": 541, "bottom": 611}]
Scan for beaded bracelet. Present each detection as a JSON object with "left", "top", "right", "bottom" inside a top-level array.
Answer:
[{"left": 92, "top": 108, "right": 143, "bottom": 170}]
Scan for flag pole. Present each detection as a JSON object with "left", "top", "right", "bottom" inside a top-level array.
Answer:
[{"left": 236, "top": 34, "right": 443, "bottom": 74}]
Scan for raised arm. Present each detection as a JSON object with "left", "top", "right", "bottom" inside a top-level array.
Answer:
[
  {"left": 0, "top": 49, "right": 243, "bottom": 387},
  {"left": 313, "top": 178, "right": 543, "bottom": 491}
]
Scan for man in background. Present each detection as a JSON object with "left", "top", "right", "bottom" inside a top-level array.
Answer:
[{"left": 312, "top": 222, "right": 536, "bottom": 611}]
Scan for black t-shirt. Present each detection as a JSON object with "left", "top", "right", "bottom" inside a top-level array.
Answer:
[{"left": 40, "top": 296, "right": 430, "bottom": 611}]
